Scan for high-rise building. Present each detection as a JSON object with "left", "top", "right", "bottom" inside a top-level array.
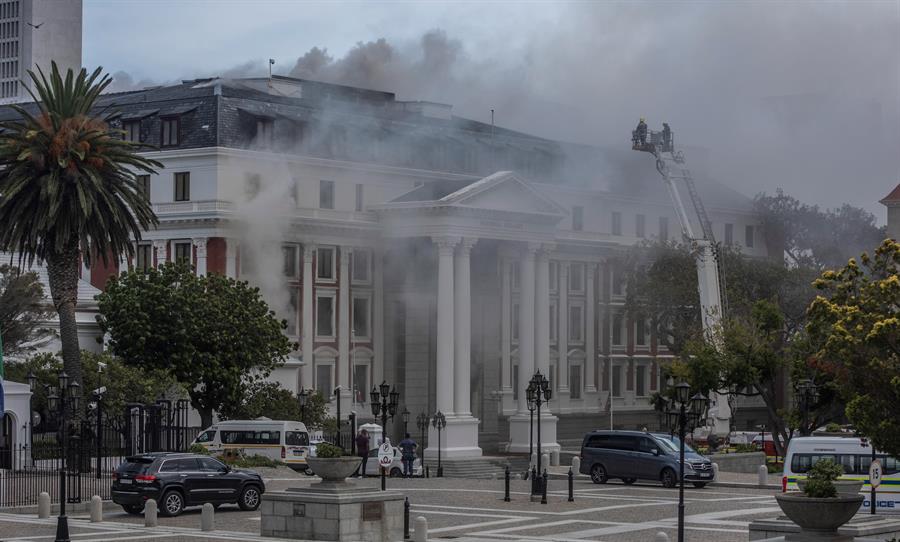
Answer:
[{"left": 0, "top": 0, "right": 81, "bottom": 103}]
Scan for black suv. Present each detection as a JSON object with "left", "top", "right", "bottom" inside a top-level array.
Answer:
[{"left": 112, "top": 452, "right": 265, "bottom": 516}]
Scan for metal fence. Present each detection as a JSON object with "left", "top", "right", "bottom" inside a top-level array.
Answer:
[{"left": 0, "top": 401, "right": 201, "bottom": 508}]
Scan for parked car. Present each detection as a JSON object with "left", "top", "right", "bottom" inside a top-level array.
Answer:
[
  {"left": 579, "top": 430, "right": 714, "bottom": 488},
  {"left": 111, "top": 452, "right": 265, "bottom": 516}
]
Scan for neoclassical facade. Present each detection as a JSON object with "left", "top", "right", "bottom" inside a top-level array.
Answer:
[{"left": 1, "top": 75, "right": 770, "bottom": 454}]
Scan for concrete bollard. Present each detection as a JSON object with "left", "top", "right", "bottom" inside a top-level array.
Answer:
[
  {"left": 144, "top": 499, "right": 158, "bottom": 528},
  {"left": 712, "top": 463, "right": 719, "bottom": 481},
  {"left": 414, "top": 515, "right": 428, "bottom": 542},
  {"left": 655, "top": 532, "right": 670, "bottom": 541},
  {"left": 757, "top": 465, "right": 768, "bottom": 486},
  {"left": 38, "top": 492, "right": 51, "bottom": 519},
  {"left": 551, "top": 450, "right": 560, "bottom": 466},
  {"left": 201, "top": 502, "right": 214, "bottom": 531},
  {"left": 541, "top": 453, "right": 550, "bottom": 471},
  {"left": 571, "top": 456, "right": 581, "bottom": 473},
  {"left": 90, "top": 495, "right": 103, "bottom": 523}
]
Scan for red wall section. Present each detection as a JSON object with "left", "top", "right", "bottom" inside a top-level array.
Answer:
[{"left": 207, "top": 238, "right": 226, "bottom": 275}]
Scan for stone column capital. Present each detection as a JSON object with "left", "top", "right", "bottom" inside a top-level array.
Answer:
[
  {"left": 192, "top": 238, "right": 208, "bottom": 256},
  {"left": 587, "top": 262, "right": 596, "bottom": 280},
  {"left": 152, "top": 240, "right": 167, "bottom": 250},
  {"left": 539, "top": 243, "right": 556, "bottom": 257},
  {"left": 302, "top": 242, "right": 316, "bottom": 258},
  {"left": 457, "top": 237, "right": 478, "bottom": 255},
  {"left": 560, "top": 261, "right": 570, "bottom": 276},
  {"left": 433, "top": 236, "right": 461, "bottom": 254}
]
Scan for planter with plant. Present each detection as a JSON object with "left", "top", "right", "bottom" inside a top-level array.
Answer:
[
  {"left": 306, "top": 442, "right": 361, "bottom": 482},
  {"left": 775, "top": 459, "right": 863, "bottom": 533}
]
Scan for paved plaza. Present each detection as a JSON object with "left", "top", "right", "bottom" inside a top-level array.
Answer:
[{"left": 0, "top": 474, "right": 784, "bottom": 541}]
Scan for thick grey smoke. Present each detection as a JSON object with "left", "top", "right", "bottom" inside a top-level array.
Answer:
[{"left": 105, "top": 3, "right": 899, "bottom": 216}]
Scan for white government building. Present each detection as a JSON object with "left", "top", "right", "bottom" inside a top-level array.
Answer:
[{"left": 1, "top": 74, "right": 770, "bottom": 457}]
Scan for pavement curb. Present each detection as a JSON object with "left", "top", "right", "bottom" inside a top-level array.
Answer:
[{"left": 547, "top": 472, "right": 780, "bottom": 491}]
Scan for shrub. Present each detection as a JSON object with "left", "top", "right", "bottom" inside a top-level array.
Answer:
[
  {"left": 825, "top": 422, "right": 842, "bottom": 433},
  {"left": 803, "top": 458, "right": 843, "bottom": 498},
  {"left": 189, "top": 444, "right": 210, "bottom": 455},
  {"left": 222, "top": 454, "right": 283, "bottom": 468},
  {"left": 733, "top": 444, "right": 756, "bottom": 454},
  {"left": 315, "top": 442, "right": 344, "bottom": 458}
]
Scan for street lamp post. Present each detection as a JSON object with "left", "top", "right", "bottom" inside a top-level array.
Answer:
[
  {"left": 415, "top": 412, "right": 429, "bottom": 452},
  {"left": 795, "top": 379, "right": 819, "bottom": 437},
  {"left": 665, "top": 382, "right": 708, "bottom": 542},
  {"left": 48, "top": 371, "right": 81, "bottom": 542},
  {"left": 401, "top": 408, "right": 410, "bottom": 442},
  {"left": 528, "top": 371, "right": 552, "bottom": 498},
  {"left": 333, "top": 386, "right": 343, "bottom": 450},
  {"left": 526, "top": 382, "right": 536, "bottom": 477},
  {"left": 27, "top": 371, "right": 37, "bottom": 452},
  {"left": 431, "top": 411, "right": 446, "bottom": 477},
  {"left": 369, "top": 381, "right": 400, "bottom": 445},
  {"left": 298, "top": 389, "right": 308, "bottom": 423}
]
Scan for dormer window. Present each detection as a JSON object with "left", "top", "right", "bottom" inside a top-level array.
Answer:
[
  {"left": 161, "top": 117, "right": 180, "bottom": 147},
  {"left": 124, "top": 120, "right": 141, "bottom": 142},
  {"left": 256, "top": 118, "right": 274, "bottom": 146}
]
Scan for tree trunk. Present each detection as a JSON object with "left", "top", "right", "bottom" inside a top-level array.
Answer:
[
  {"left": 46, "top": 242, "right": 84, "bottom": 390},
  {"left": 199, "top": 407, "right": 213, "bottom": 430}
]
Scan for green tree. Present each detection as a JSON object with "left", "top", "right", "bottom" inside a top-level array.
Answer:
[
  {"left": 0, "top": 264, "right": 53, "bottom": 357},
  {"left": 0, "top": 63, "right": 161, "bottom": 389},
  {"left": 806, "top": 239, "right": 900, "bottom": 456},
  {"left": 95, "top": 262, "right": 296, "bottom": 427},
  {"left": 219, "top": 383, "right": 331, "bottom": 430}
]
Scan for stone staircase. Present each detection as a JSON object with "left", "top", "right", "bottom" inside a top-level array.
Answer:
[{"left": 424, "top": 455, "right": 532, "bottom": 479}]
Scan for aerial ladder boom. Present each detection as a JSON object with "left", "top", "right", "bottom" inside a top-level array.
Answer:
[{"left": 631, "top": 122, "right": 731, "bottom": 435}]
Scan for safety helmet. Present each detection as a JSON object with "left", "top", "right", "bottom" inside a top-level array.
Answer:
[{"left": 640, "top": 117, "right": 645, "bottom": 122}]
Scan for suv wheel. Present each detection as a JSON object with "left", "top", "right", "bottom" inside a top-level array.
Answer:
[
  {"left": 239, "top": 485, "right": 261, "bottom": 511},
  {"left": 122, "top": 504, "right": 144, "bottom": 515},
  {"left": 390, "top": 467, "right": 403, "bottom": 477},
  {"left": 661, "top": 468, "right": 677, "bottom": 489},
  {"left": 590, "top": 464, "right": 608, "bottom": 484},
  {"left": 622, "top": 477, "right": 637, "bottom": 485},
  {"left": 160, "top": 490, "right": 185, "bottom": 517}
]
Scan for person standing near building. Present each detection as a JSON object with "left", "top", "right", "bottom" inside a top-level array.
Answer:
[
  {"left": 398, "top": 433, "right": 418, "bottom": 478},
  {"left": 355, "top": 429, "right": 370, "bottom": 477},
  {"left": 636, "top": 117, "right": 648, "bottom": 145}
]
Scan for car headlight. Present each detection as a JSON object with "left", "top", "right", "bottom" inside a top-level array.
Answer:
[{"left": 682, "top": 462, "right": 695, "bottom": 470}]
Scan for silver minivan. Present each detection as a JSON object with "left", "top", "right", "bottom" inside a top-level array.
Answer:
[{"left": 578, "top": 430, "right": 714, "bottom": 488}]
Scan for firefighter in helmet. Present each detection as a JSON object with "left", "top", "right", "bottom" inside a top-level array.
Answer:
[
  {"left": 636, "top": 117, "right": 648, "bottom": 145},
  {"left": 662, "top": 122, "right": 672, "bottom": 151}
]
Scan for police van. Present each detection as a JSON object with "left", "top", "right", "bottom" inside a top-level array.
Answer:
[
  {"left": 191, "top": 419, "right": 311, "bottom": 471},
  {"left": 783, "top": 436, "right": 899, "bottom": 512}
]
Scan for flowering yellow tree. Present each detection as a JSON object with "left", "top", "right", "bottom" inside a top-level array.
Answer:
[{"left": 806, "top": 239, "right": 900, "bottom": 455}]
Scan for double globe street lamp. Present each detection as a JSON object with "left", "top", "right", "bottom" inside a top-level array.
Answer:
[
  {"left": 415, "top": 412, "right": 430, "bottom": 451},
  {"left": 795, "top": 378, "right": 819, "bottom": 437},
  {"left": 432, "top": 411, "right": 447, "bottom": 477},
  {"left": 527, "top": 371, "right": 551, "bottom": 497},
  {"left": 369, "top": 381, "right": 399, "bottom": 445},
  {"left": 47, "top": 371, "right": 81, "bottom": 542},
  {"left": 665, "top": 382, "right": 709, "bottom": 542}
]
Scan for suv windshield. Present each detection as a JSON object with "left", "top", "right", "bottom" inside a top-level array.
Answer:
[{"left": 654, "top": 435, "right": 697, "bottom": 455}]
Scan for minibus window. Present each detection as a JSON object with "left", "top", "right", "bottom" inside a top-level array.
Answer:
[
  {"left": 195, "top": 430, "right": 216, "bottom": 443},
  {"left": 286, "top": 431, "right": 309, "bottom": 446},
  {"left": 791, "top": 454, "right": 838, "bottom": 473}
]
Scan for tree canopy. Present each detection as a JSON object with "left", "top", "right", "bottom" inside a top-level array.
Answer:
[
  {"left": 0, "top": 264, "right": 53, "bottom": 357},
  {"left": 219, "top": 382, "right": 332, "bottom": 430},
  {"left": 806, "top": 239, "right": 900, "bottom": 456},
  {"left": 96, "top": 262, "right": 296, "bottom": 427}
]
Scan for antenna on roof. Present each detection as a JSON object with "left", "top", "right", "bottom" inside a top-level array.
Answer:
[
  {"left": 268, "top": 59, "right": 275, "bottom": 87},
  {"left": 490, "top": 109, "right": 495, "bottom": 171}
]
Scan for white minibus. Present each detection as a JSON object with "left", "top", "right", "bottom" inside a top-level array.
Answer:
[
  {"left": 191, "top": 419, "right": 311, "bottom": 471},
  {"left": 783, "top": 436, "right": 899, "bottom": 512}
]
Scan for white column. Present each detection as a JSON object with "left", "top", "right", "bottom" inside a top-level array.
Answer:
[
  {"left": 516, "top": 244, "right": 536, "bottom": 414},
  {"left": 433, "top": 236, "right": 457, "bottom": 415},
  {"left": 192, "top": 238, "right": 208, "bottom": 276},
  {"left": 558, "top": 261, "right": 569, "bottom": 394},
  {"left": 500, "top": 258, "right": 512, "bottom": 394},
  {"left": 373, "top": 248, "right": 384, "bottom": 389},
  {"left": 535, "top": 246, "right": 551, "bottom": 381},
  {"left": 586, "top": 263, "right": 597, "bottom": 393},
  {"left": 338, "top": 246, "right": 351, "bottom": 410},
  {"left": 225, "top": 239, "right": 239, "bottom": 278},
  {"left": 301, "top": 243, "right": 315, "bottom": 390},
  {"left": 153, "top": 240, "right": 168, "bottom": 266},
  {"left": 454, "top": 238, "right": 476, "bottom": 416}
]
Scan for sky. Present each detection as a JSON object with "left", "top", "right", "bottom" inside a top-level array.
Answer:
[{"left": 83, "top": 0, "right": 900, "bottom": 222}]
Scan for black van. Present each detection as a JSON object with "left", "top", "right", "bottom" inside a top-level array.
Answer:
[{"left": 578, "top": 430, "right": 714, "bottom": 488}]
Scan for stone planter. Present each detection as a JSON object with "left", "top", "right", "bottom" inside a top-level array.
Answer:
[
  {"left": 305, "top": 456, "right": 361, "bottom": 482},
  {"left": 797, "top": 479, "right": 864, "bottom": 495},
  {"left": 775, "top": 492, "right": 864, "bottom": 533}
]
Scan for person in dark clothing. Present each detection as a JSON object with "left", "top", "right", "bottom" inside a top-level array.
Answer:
[
  {"left": 355, "top": 429, "right": 370, "bottom": 477},
  {"left": 398, "top": 433, "right": 418, "bottom": 478},
  {"left": 636, "top": 117, "right": 648, "bottom": 145},
  {"left": 662, "top": 122, "right": 672, "bottom": 151}
]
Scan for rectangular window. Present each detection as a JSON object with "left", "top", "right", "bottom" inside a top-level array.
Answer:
[
  {"left": 549, "top": 303, "right": 557, "bottom": 343},
  {"left": 135, "top": 244, "right": 152, "bottom": 272},
  {"left": 636, "top": 318, "right": 647, "bottom": 347},
  {"left": 174, "top": 172, "right": 190, "bottom": 202},
  {"left": 659, "top": 216, "right": 669, "bottom": 242},
  {"left": 725, "top": 223, "right": 734, "bottom": 246},
  {"left": 174, "top": 242, "right": 191, "bottom": 265},
  {"left": 124, "top": 120, "right": 141, "bottom": 142},
  {"left": 287, "top": 289, "right": 299, "bottom": 336},
  {"left": 636, "top": 365, "right": 647, "bottom": 397},
  {"left": 352, "top": 296, "right": 370, "bottom": 338},
  {"left": 636, "top": 214, "right": 646, "bottom": 238},
  {"left": 568, "top": 304, "right": 584, "bottom": 342},
  {"left": 245, "top": 174, "right": 261, "bottom": 200},
  {"left": 511, "top": 262, "right": 521, "bottom": 290},
  {"left": 572, "top": 206, "right": 584, "bottom": 231},
  {"left": 569, "top": 365, "right": 582, "bottom": 399},
  {"left": 282, "top": 245, "right": 298, "bottom": 278},
  {"left": 568, "top": 263, "right": 584, "bottom": 293},
  {"left": 612, "top": 364, "right": 622, "bottom": 397},
  {"left": 316, "top": 295, "right": 335, "bottom": 338},
  {"left": 319, "top": 180, "right": 335, "bottom": 209},
  {"left": 745, "top": 225, "right": 755, "bottom": 248},
  {"left": 611, "top": 211, "right": 622, "bottom": 235},
  {"left": 549, "top": 261, "right": 558, "bottom": 292},
  {"left": 611, "top": 268, "right": 624, "bottom": 296},
  {"left": 315, "top": 364, "right": 333, "bottom": 397},
  {"left": 136, "top": 174, "right": 150, "bottom": 200},
  {"left": 612, "top": 313, "right": 624, "bottom": 346},
  {"left": 511, "top": 302, "right": 520, "bottom": 341},
  {"left": 353, "top": 364, "right": 368, "bottom": 404},
  {"left": 161, "top": 117, "right": 179, "bottom": 147},
  {"left": 352, "top": 249, "right": 370, "bottom": 283},
  {"left": 316, "top": 247, "right": 335, "bottom": 281},
  {"left": 256, "top": 118, "right": 273, "bottom": 146},
  {"left": 355, "top": 183, "right": 364, "bottom": 212}
]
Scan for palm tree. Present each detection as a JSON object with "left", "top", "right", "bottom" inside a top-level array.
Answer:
[{"left": 0, "top": 62, "right": 161, "bottom": 389}]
